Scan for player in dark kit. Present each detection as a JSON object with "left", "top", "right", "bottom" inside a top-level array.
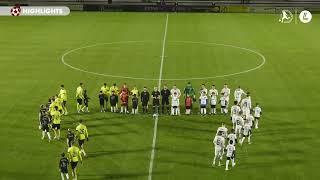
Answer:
[
  {"left": 152, "top": 87, "right": 161, "bottom": 114},
  {"left": 59, "top": 153, "right": 70, "bottom": 180},
  {"left": 141, "top": 87, "right": 150, "bottom": 113},
  {"left": 98, "top": 91, "right": 105, "bottom": 112},
  {"left": 110, "top": 91, "right": 119, "bottom": 113},
  {"left": 131, "top": 94, "right": 139, "bottom": 114},
  {"left": 66, "top": 128, "right": 75, "bottom": 147},
  {"left": 161, "top": 85, "right": 171, "bottom": 114},
  {"left": 83, "top": 90, "right": 90, "bottom": 112},
  {"left": 39, "top": 111, "right": 52, "bottom": 142}
]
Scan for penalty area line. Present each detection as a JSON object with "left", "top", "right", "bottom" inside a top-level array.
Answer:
[{"left": 148, "top": 13, "right": 168, "bottom": 180}]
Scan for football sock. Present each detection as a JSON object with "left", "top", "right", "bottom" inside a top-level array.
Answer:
[
  {"left": 214, "top": 108, "right": 216, "bottom": 114},
  {"left": 226, "top": 160, "right": 230, "bottom": 170},
  {"left": 61, "top": 173, "right": 65, "bottom": 180},
  {"left": 41, "top": 131, "right": 45, "bottom": 139},
  {"left": 255, "top": 120, "right": 259, "bottom": 128},
  {"left": 248, "top": 136, "right": 251, "bottom": 144},
  {"left": 47, "top": 132, "right": 51, "bottom": 140},
  {"left": 204, "top": 108, "right": 206, "bottom": 114},
  {"left": 241, "top": 137, "right": 245, "bottom": 144},
  {"left": 66, "top": 174, "right": 69, "bottom": 179},
  {"left": 232, "top": 159, "right": 235, "bottom": 166}
]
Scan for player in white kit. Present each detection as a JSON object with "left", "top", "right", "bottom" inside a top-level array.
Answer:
[
  {"left": 171, "top": 92, "right": 180, "bottom": 116},
  {"left": 199, "top": 84, "right": 208, "bottom": 95},
  {"left": 230, "top": 101, "right": 241, "bottom": 121},
  {"left": 212, "top": 132, "right": 225, "bottom": 166},
  {"left": 234, "top": 112, "right": 244, "bottom": 138},
  {"left": 199, "top": 91, "right": 208, "bottom": 115},
  {"left": 241, "top": 93, "right": 252, "bottom": 118},
  {"left": 227, "top": 129, "right": 237, "bottom": 146},
  {"left": 234, "top": 86, "right": 246, "bottom": 105},
  {"left": 246, "top": 113, "right": 254, "bottom": 128},
  {"left": 220, "top": 84, "right": 231, "bottom": 107},
  {"left": 225, "top": 140, "right": 236, "bottom": 171},
  {"left": 170, "top": 85, "right": 181, "bottom": 98},
  {"left": 216, "top": 123, "right": 228, "bottom": 138},
  {"left": 253, "top": 103, "right": 262, "bottom": 129},
  {"left": 219, "top": 94, "right": 227, "bottom": 114},
  {"left": 240, "top": 123, "right": 252, "bottom": 145},
  {"left": 208, "top": 85, "right": 218, "bottom": 115}
]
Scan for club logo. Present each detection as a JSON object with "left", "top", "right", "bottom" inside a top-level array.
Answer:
[
  {"left": 279, "top": 10, "right": 293, "bottom": 23},
  {"left": 10, "top": 5, "right": 21, "bottom": 16},
  {"left": 299, "top": 10, "right": 312, "bottom": 23}
]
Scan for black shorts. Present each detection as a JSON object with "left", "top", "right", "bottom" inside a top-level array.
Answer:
[
  {"left": 153, "top": 100, "right": 160, "bottom": 106},
  {"left": 78, "top": 139, "right": 85, "bottom": 146},
  {"left": 70, "top": 161, "right": 78, "bottom": 169},
  {"left": 61, "top": 167, "right": 68, "bottom": 174},
  {"left": 77, "top": 99, "right": 83, "bottom": 105},
  {"left": 211, "top": 105, "right": 216, "bottom": 108},
  {"left": 185, "top": 106, "right": 191, "bottom": 109},
  {"left": 227, "top": 156, "right": 233, "bottom": 160},
  {"left": 200, "top": 105, "right": 206, "bottom": 108},
  {"left": 221, "top": 106, "right": 226, "bottom": 109},
  {"left": 162, "top": 98, "right": 169, "bottom": 105},
  {"left": 67, "top": 139, "right": 74, "bottom": 147},
  {"left": 142, "top": 101, "right": 148, "bottom": 106},
  {"left": 255, "top": 117, "right": 260, "bottom": 120},
  {"left": 99, "top": 99, "right": 105, "bottom": 106},
  {"left": 42, "top": 125, "right": 49, "bottom": 132},
  {"left": 172, "top": 106, "right": 178, "bottom": 109},
  {"left": 52, "top": 123, "right": 60, "bottom": 130},
  {"left": 63, "top": 101, "right": 67, "bottom": 107}
]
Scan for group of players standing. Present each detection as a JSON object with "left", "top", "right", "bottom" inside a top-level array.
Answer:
[
  {"left": 212, "top": 91, "right": 262, "bottom": 170},
  {"left": 75, "top": 81, "right": 260, "bottom": 117},
  {"left": 38, "top": 82, "right": 263, "bottom": 179},
  {"left": 38, "top": 84, "right": 89, "bottom": 180}
]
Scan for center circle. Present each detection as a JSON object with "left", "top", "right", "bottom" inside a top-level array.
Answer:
[{"left": 61, "top": 41, "right": 265, "bottom": 81}]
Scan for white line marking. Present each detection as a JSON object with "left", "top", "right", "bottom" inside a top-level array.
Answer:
[
  {"left": 61, "top": 41, "right": 266, "bottom": 81},
  {"left": 148, "top": 13, "right": 168, "bottom": 180}
]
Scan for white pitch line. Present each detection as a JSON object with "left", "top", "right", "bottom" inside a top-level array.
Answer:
[
  {"left": 61, "top": 41, "right": 265, "bottom": 81},
  {"left": 148, "top": 13, "right": 168, "bottom": 180}
]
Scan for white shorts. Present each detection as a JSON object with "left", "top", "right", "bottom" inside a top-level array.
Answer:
[
  {"left": 215, "top": 146, "right": 223, "bottom": 156},
  {"left": 235, "top": 97, "right": 241, "bottom": 103},
  {"left": 235, "top": 126, "right": 242, "bottom": 134},
  {"left": 243, "top": 108, "right": 250, "bottom": 117}
]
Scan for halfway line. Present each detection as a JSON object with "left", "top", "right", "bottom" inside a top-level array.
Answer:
[{"left": 148, "top": 13, "right": 169, "bottom": 180}]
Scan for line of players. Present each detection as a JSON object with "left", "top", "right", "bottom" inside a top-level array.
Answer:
[
  {"left": 212, "top": 98, "right": 262, "bottom": 171},
  {"left": 38, "top": 87, "right": 89, "bottom": 180},
  {"left": 75, "top": 82, "right": 260, "bottom": 116}
]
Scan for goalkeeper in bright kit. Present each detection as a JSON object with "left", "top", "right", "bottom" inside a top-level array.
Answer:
[
  {"left": 58, "top": 85, "right": 68, "bottom": 115},
  {"left": 76, "top": 120, "right": 89, "bottom": 157},
  {"left": 76, "top": 83, "right": 84, "bottom": 113},
  {"left": 68, "top": 144, "right": 83, "bottom": 180}
]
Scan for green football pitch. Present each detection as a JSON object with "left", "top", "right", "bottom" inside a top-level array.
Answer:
[{"left": 0, "top": 12, "right": 320, "bottom": 180}]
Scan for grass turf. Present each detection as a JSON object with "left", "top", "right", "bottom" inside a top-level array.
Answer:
[{"left": 0, "top": 12, "right": 320, "bottom": 180}]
